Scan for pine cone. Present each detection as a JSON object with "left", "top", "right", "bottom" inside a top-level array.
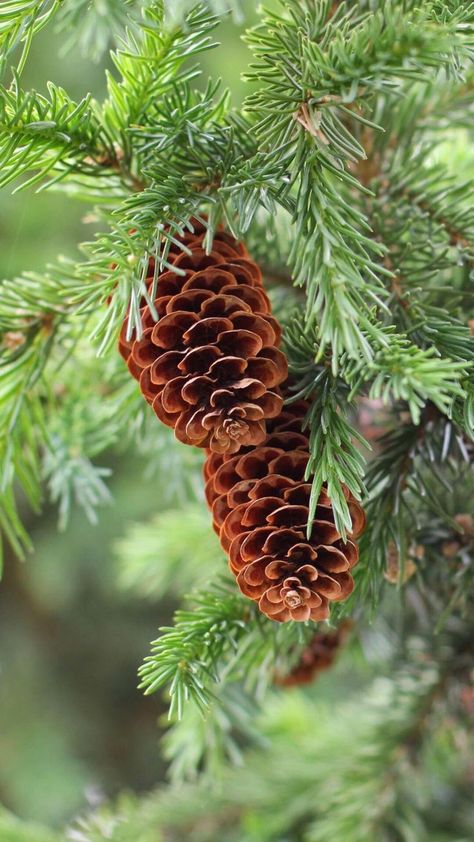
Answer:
[
  {"left": 275, "top": 621, "right": 352, "bottom": 687},
  {"left": 119, "top": 222, "right": 287, "bottom": 453},
  {"left": 204, "top": 400, "right": 365, "bottom": 622}
]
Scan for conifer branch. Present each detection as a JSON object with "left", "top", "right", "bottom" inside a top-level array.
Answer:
[
  {"left": 0, "top": 2, "right": 472, "bottom": 826},
  {"left": 0, "top": 0, "right": 61, "bottom": 76},
  {"left": 0, "top": 75, "right": 117, "bottom": 192},
  {"left": 347, "top": 407, "right": 473, "bottom": 614},
  {"left": 139, "top": 584, "right": 258, "bottom": 717},
  {"left": 348, "top": 338, "right": 467, "bottom": 424},
  {"left": 139, "top": 581, "right": 312, "bottom": 719},
  {"left": 117, "top": 504, "right": 223, "bottom": 600},
  {"left": 164, "top": 0, "right": 244, "bottom": 26},
  {"left": 0, "top": 322, "right": 54, "bottom": 567},
  {"left": 55, "top": 0, "right": 138, "bottom": 62},
  {"left": 285, "top": 319, "right": 367, "bottom": 540},
  {"left": 286, "top": 309, "right": 468, "bottom": 549},
  {"left": 242, "top": 0, "right": 474, "bottom": 361},
  {"left": 68, "top": 631, "right": 474, "bottom": 841},
  {"left": 102, "top": 2, "right": 220, "bottom": 153}
]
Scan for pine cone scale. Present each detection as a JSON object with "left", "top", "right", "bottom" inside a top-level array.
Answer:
[
  {"left": 119, "top": 225, "right": 365, "bottom": 623},
  {"left": 119, "top": 225, "right": 287, "bottom": 453},
  {"left": 204, "top": 398, "right": 365, "bottom": 622}
]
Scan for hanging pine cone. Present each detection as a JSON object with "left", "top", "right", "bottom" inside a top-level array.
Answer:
[
  {"left": 204, "top": 399, "right": 365, "bottom": 622},
  {"left": 118, "top": 221, "right": 287, "bottom": 453},
  {"left": 275, "top": 621, "right": 353, "bottom": 686}
]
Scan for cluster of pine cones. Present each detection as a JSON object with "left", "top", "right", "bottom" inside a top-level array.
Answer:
[{"left": 119, "top": 221, "right": 365, "bottom": 625}]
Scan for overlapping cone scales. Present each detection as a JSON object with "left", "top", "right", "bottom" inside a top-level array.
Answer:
[
  {"left": 118, "top": 221, "right": 287, "bottom": 453},
  {"left": 118, "top": 222, "right": 365, "bottom": 622},
  {"left": 204, "top": 400, "right": 366, "bottom": 623}
]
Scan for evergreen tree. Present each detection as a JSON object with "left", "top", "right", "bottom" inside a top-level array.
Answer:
[{"left": 0, "top": 1, "right": 473, "bottom": 840}]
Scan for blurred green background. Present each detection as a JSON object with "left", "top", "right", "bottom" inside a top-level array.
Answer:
[{"left": 0, "top": 12, "right": 256, "bottom": 827}]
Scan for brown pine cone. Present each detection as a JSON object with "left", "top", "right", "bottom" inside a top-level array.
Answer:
[
  {"left": 275, "top": 621, "right": 353, "bottom": 687},
  {"left": 204, "top": 399, "right": 365, "bottom": 622},
  {"left": 118, "top": 221, "right": 287, "bottom": 454}
]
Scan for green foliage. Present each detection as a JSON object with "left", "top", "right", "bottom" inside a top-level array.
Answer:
[
  {"left": 103, "top": 2, "right": 219, "bottom": 144},
  {"left": 117, "top": 503, "right": 223, "bottom": 598},
  {"left": 164, "top": 0, "right": 244, "bottom": 26},
  {"left": 242, "top": 0, "right": 474, "bottom": 361},
  {"left": 42, "top": 399, "right": 114, "bottom": 532},
  {"left": 0, "top": 0, "right": 471, "bottom": 652},
  {"left": 139, "top": 583, "right": 261, "bottom": 717},
  {"left": 349, "top": 334, "right": 468, "bottom": 424},
  {"left": 44, "top": 629, "right": 474, "bottom": 841},
  {"left": 56, "top": 0, "right": 138, "bottom": 62},
  {"left": 139, "top": 579, "right": 312, "bottom": 718},
  {"left": 0, "top": 1, "right": 61, "bottom": 76},
  {"left": 0, "top": 2, "right": 473, "bottom": 836},
  {"left": 285, "top": 319, "right": 368, "bottom": 539},
  {"left": 162, "top": 684, "right": 265, "bottom": 781},
  {"left": 347, "top": 411, "right": 474, "bottom": 618},
  {"left": 0, "top": 324, "right": 51, "bottom": 565},
  {"left": 0, "top": 75, "right": 117, "bottom": 193},
  {"left": 0, "top": 808, "right": 59, "bottom": 842}
]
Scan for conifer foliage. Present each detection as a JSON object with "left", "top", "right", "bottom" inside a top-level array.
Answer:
[{"left": 0, "top": 1, "right": 473, "bottom": 839}]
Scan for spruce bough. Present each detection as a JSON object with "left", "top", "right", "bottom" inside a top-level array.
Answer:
[{"left": 0, "top": 1, "right": 473, "bottom": 839}]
